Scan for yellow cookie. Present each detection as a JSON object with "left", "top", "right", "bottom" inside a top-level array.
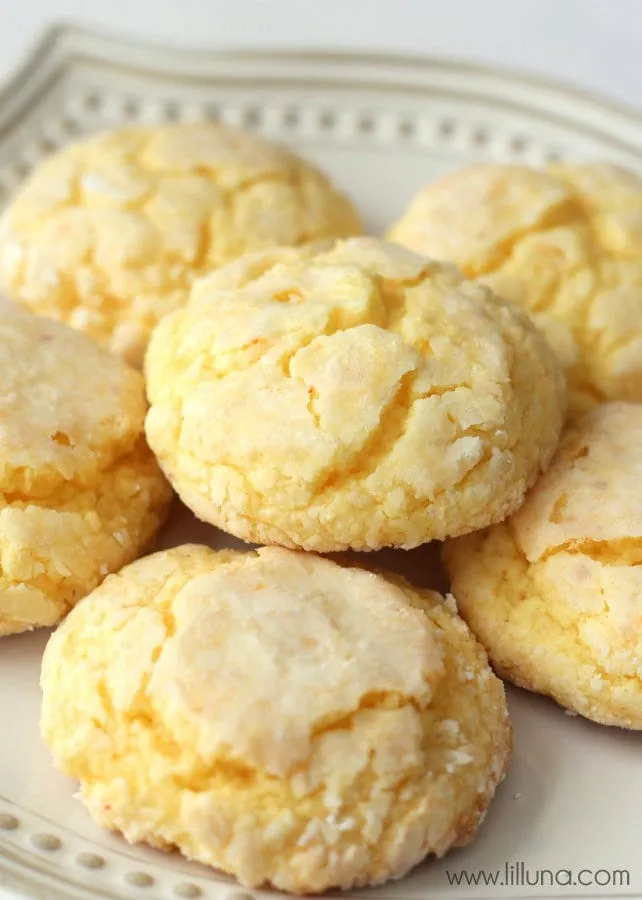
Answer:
[
  {"left": 444, "top": 402, "right": 642, "bottom": 728},
  {"left": 388, "top": 162, "right": 642, "bottom": 414},
  {"left": 0, "top": 123, "right": 362, "bottom": 366},
  {"left": 0, "top": 303, "right": 171, "bottom": 636},
  {"left": 145, "top": 237, "right": 566, "bottom": 551},
  {"left": 41, "top": 544, "right": 511, "bottom": 894}
]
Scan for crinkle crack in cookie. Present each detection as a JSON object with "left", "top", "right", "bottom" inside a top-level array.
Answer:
[
  {"left": 0, "top": 123, "right": 362, "bottom": 366},
  {"left": 388, "top": 162, "right": 642, "bottom": 414},
  {"left": 444, "top": 402, "right": 642, "bottom": 729},
  {"left": 145, "top": 237, "right": 566, "bottom": 551},
  {"left": 0, "top": 303, "right": 172, "bottom": 636},
  {"left": 41, "top": 544, "right": 511, "bottom": 894}
]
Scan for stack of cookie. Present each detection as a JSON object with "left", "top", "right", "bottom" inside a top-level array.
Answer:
[{"left": 0, "top": 121, "right": 640, "bottom": 893}]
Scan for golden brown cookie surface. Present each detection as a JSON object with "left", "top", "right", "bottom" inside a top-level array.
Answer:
[
  {"left": 41, "top": 544, "right": 511, "bottom": 893},
  {"left": 388, "top": 162, "right": 642, "bottom": 413},
  {"left": 145, "top": 237, "right": 566, "bottom": 551},
  {"left": 0, "top": 123, "right": 362, "bottom": 365},
  {"left": 444, "top": 401, "right": 642, "bottom": 728},
  {"left": 0, "top": 304, "right": 171, "bottom": 635}
]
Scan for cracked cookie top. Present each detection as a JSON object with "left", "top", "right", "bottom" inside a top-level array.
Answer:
[
  {"left": 387, "top": 162, "right": 642, "bottom": 414},
  {"left": 0, "top": 123, "right": 362, "bottom": 366},
  {"left": 145, "top": 237, "right": 566, "bottom": 551},
  {"left": 41, "top": 544, "right": 511, "bottom": 893},
  {"left": 0, "top": 301, "right": 145, "bottom": 495},
  {"left": 444, "top": 402, "right": 642, "bottom": 728},
  {"left": 0, "top": 303, "right": 171, "bottom": 636}
]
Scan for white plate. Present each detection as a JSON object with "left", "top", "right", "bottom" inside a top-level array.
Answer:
[{"left": 0, "top": 24, "right": 641, "bottom": 900}]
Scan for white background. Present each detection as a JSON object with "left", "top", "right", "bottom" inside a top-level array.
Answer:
[{"left": 0, "top": 0, "right": 642, "bottom": 111}]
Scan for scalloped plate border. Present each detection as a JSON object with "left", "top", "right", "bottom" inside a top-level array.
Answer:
[
  {"left": 1, "top": 22, "right": 642, "bottom": 206},
  {"left": 3, "top": 22, "right": 642, "bottom": 147}
]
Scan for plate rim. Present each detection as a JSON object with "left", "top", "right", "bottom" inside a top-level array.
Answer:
[
  {"left": 2, "top": 21, "right": 642, "bottom": 155},
  {"left": 5, "top": 20, "right": 642, "bottom": 120}
]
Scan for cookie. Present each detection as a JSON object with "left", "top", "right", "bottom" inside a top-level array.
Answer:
[
  {"left": 443, "top": 402, "right": 642, "bottom": 728},
  {"left": 0, "top": 123, "right": 362, "bottom": 366},
  {"left": 40, "top": 544, "right": 511, "bottom": 893},
  {"left": 145, "top": 237, "right": 566, "bottom": 551},
  {"left": 388, "top": 162, "right": 642, "bottom": 413},
  {"left": 0, "top": 303, "right": 171, "bottom": 636}
]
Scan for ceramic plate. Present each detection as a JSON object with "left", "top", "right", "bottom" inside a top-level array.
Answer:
[{"left": 0, "top": 24, "right": 641, "bottom": 900}]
